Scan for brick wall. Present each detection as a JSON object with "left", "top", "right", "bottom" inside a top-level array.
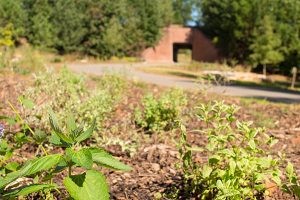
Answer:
[{"left": 142, "top": 25, "right": 220, "bottom": 63}]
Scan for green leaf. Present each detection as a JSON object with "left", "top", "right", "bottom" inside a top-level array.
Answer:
[
  {"left": 33, "top": 129, "right": 47, "bottom": 144},
  {"left": 89, "top": 148, "right": 132, "bottom": 171},
  {"left": 5, "top": 162, "right": 20, "bottom": 172},
  {"left": 54, "top": 131, "right": 74, "bottom": 145},
  {"left": 3, "top": 184, "right": 56, "bottom": 197},
  {"left": 290, "top": 185, "right": 300, "bottom": 198},
  {"left": 49, "top": 109, "right": 62, "bottom": 134},
  {"left": 64, "top": 170, "right": 109, "bottom": 200},
  {"left": 49, "top": 132, "right": 70, "bottom": 147},
  {"left": 248, "top": 139, "right": 256, "bottom": 150},
  {"left": 216, "top": 180, "right": 224, "bottom": 190},
  {"left": 202, "top": 165, "right": 212, "bottom": 178},
  {"left": 209, "top": 155, "right": 220, "bottom": 165},
  {"left": 0, "top": 171, "right": 22, "bottom": 189},
  {"left": 0, "top": 155, "right": 61, "bottom": 189},
  {"left": 286, "top": 162, "right": 294, "bottom": 176},
  {"left": 229, "top": 160, "right": 236, "bottom": 174},
  {"left": 75, "top": 119, "right": 96, "bottom": 143},
  {"left": 66, "top": 114, "right": 77, "bottom": 133},
  {"left": 19, "top": 96, "right": 35, "bottom": 109},
  {"left": 71, "top": 149, "right": 93, "bottom": 170},
  {"left": 21, "top": 154, "right": 62, "bottom": 176}
]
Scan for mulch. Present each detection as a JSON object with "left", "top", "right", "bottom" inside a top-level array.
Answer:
[{"left": 1, "top": 74, "right": 300, "bottom": 200}]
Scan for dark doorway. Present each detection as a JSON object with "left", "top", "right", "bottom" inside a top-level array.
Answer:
[{"left": 173, "top": 43, "right": 192, "bottom": 63}]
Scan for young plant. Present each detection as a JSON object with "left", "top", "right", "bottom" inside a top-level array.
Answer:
[
  {"left": 0, "top": 111, "right": 131, "bottom": 199},
  {"left": 178, "top": 101, "right": 296, "bottom": 199},
  {"left": 135, "top": 88, "right": 187, "bottom": 133}
]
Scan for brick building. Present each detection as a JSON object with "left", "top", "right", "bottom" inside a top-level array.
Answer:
[{"left": 142, "top": 25, "right": 219, "bottom": 63}]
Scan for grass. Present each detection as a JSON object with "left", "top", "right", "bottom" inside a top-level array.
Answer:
[{"left": 137, "top": 65, "right": 300, "bottom": 92}]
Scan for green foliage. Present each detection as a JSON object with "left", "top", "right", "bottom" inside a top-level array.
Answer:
[
  {"left": 0, "top": 111, "right": 131, "bottom": 199},
  {"left": 0, "top": 0, "right": 26, "bottom": 39},
  {"left": 135, "top": 89, "right": 187, "bottom": 132},
  {"left": 178, "top": 101, "right": 299, "bottom": 199},
  {"left": 12, "top": 0, "right": 173, "bottom": 58},
  {"left": 200, "top": 0, "right": 300, "bottom": 72},
  {"left": 0, "top": 24, "right": 14, "bottom": 48},
  {"left": 23, "top": 69, "right": 125, "bottom": 132},
  {"left": 25, "top": 0, "right": 57, "bottom": 47},
  {"left": 249, "top": 15, "right": 283, "bottom": 75},
  {"left": 172, "top": 0, "right": 199, "bottom": 25}
]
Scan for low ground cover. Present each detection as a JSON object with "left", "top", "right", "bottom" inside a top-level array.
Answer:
[{"left": 1, "top": 69, "right": 300, "bottom": 199}]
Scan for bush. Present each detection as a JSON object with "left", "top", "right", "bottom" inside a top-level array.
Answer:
[
  {"left": 178, "top": 101, "right": 300, "bottom": 199},
  {"left": 23, "top": 68, "right": 126, "bottom": 132},
  {"left": 135, "top": 88, "right": 187, "bottom": 133}
]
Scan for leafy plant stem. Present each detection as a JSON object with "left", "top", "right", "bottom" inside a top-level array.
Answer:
[
  {"left": 8, "top": 101, "right": 35, "bottom": 135},
  {"left": 68, "top": 165, "right": 72, "bottom": 176}
]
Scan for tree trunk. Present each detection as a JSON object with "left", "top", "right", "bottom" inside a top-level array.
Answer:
[{"left": 263, "top": 64, "right": 267, "bottom": 77}]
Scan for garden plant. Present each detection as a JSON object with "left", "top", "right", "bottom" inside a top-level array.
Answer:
[{"left": 0, "top": 108, "right": 131, "bottom": 199}]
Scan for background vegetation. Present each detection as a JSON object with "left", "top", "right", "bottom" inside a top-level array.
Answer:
[
  {"left": 200, "top": 0, "right": 300, "bottom": 74},
  {"left": 0, "top": 0, "right": 196, "bottom": 59},
  {"left": 1, "top": 0, "right": 300, "bottom": 74}
]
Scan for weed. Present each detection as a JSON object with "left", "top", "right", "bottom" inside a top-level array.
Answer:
[
  {"left": 0, "top": 110, "right": 131, "bottom": 199},
  {"left": 23, "top": 68, "right": 125, "bottom": 132},
  {"left": 135, "top": 88, "right": 187, "bottom": 133},
  {"left": 177, "top": 101, "right": 300, "bottom": 199}
]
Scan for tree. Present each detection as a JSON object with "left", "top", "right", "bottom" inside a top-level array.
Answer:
[
  {"left": 172, "top": 0, "right": 199, "bottom": 25},
  {"left": 0, "top": 0, "right": 26, "bottom": 41},
  {"left": 249, "top": 15, "right": 283, "bottom": 76},
  {"left": 25, "top": 0, "right": 57, "bottom": 47},
  {"left": 52, "top": 0, "right": 87, "bottom": 53},
  {"left": 201, "top": 0, "right": 259, "bottom": 61}
]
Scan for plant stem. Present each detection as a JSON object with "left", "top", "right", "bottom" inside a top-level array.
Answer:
[
  {"left": 68, "top": 165, "right": 72, "bottom": 176},
  {"left": 8, "top": 101, "right": 35, "bottom": 135}
]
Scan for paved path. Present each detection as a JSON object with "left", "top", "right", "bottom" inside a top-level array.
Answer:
[{"left": 68, "top": 63, "right": 300, "bottom": 103}]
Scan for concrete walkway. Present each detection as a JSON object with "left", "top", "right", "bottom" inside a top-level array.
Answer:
[{"left": 68, "top": 63, "right": 300, "bottom": 103}]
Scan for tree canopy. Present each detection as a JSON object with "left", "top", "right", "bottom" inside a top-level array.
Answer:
[
  {"left": 1, "top": 0, "right": 194, "bottom": 58},
  {"left": 200, "top": 0, "right": 300, "bottom": 73}
]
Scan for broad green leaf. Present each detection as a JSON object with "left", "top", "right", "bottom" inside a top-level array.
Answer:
[
  {"left": 5, "top": 162, "right": 20, "bottom": 172},
  {"left": 286, "top": 162, "right": 294, "bottom": 176},
  {"left": 75, "top": 119, "right": 96, "bottom": 143},
  {"left": 19, "top": 96, "right": 35, "bottom": 109},
  {"left": 229, "top": 160, "right": 236, "bottom": 174},
  {"left": 0, "top": 171, "right": 23, "bottom": 189},
  {"left": 66, "top": 114, "right": 77, "bottom": 133},
  {"left": 0, "top": 155, "right": 62, "bottom": 189},
  {"left": 49, "top": 109, "right": 62, "bottom": 134},
  {"left": 248, "top": 139, "right": 256, "bottom": 150},
  {"left": 33, "top": 129, "right": 47, "bottom": 144},
  {"left": 89, "top": 148, "right": 131, "bottom": 171},
  {"left": 3, "top": 184, "right": 56, "bottom": 197},
  {"left": 49, "top": 132, "right": 70, "bottom": 147},
  {"left": 64, "top": 170, "right": 109, "bottom": 200},
  {"left": 71, "top": 149, "right": 93, "bottom": 169},
  {"left": 54, "top": 159, "right": 68, "bottom": 173},
  {"left": 54, "top": 131, "right": 74, "bottom": 144},
  {"left": 216, "top": 180, "right": 224, "bottom": 190},
  {"left": 202, "top": 165, "right": 212, "bottom": 178},
  {"left": 21, "top": 154, "right": 62, "bottom": 176},
  {"left": 290, "top": 185, "right": 300, "bottom": 198},
  {"left": 209, "top": 155, "right": 220, "bottom": 165}
]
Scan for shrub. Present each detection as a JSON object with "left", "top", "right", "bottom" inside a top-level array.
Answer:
[
  {"left": 135, "top": 88, "right": 187, "bottom": 133},
  {"left": 178, "top": 101, "right": 300, "bottom": 199},
  {"left": 23, "top": 68, "right": 126, "bottom": 132}
]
